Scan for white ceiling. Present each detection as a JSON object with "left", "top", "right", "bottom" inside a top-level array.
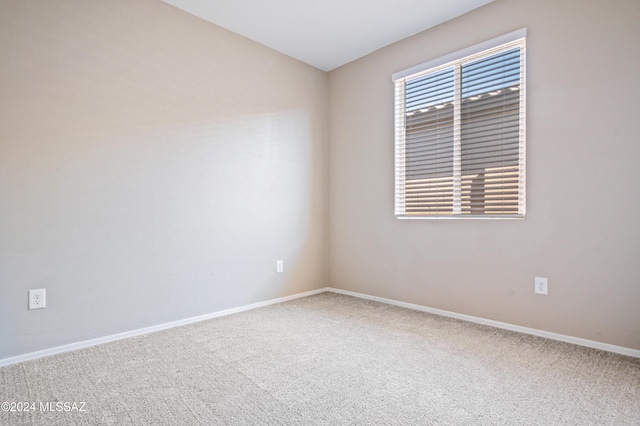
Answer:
[{"left": 161, "top": 0, "right": 494, "bottom": 71}]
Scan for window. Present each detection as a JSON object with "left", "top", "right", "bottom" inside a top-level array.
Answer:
[{"left": 393, "top": 29, "right": 526, "bottom": 218}]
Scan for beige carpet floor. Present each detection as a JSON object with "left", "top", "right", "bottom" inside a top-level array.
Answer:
[{"left": 1, "top": 292, "right": 639, "bottom": 425}]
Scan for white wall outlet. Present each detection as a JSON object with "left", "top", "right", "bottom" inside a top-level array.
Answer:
[
  {"left": 276, "top": 260, "right": 284, "bottom": 273},
  {"left": 28, "top": 289, "right": 46, "bottom": 310},
  {"left": 534, "top": 277, "right": 548, "bottom": 295}
]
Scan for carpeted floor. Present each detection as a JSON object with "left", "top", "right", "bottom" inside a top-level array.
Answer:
[{"left": 1, "top": 292, "right": 639, "bottom": 425}]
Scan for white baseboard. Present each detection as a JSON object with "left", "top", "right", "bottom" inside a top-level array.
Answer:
[
  {"left": 327, "top": 287, "right": 640, "bottom": 359},
  {"left": 3, "top": 286, "right": 637, "bottom": 367},
  {"left": 0, "top": 287, "right": 329, "bottom": 368}
]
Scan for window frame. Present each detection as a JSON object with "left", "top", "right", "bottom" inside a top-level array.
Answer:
[{"left": 393, "top": 28, "right": 527, "bottom": 219}]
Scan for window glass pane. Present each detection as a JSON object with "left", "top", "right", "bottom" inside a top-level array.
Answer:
[
  {"left": 459, "top": 48, "right": 521, "bottom": 215},
  {"left": 461, "top": 48, "right": 520, "bottom": 98},
  {"left": 405, "top": 67, "right": 454, "bottom": 111}
]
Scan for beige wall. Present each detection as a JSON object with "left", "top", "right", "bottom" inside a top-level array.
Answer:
[
  {"left": 0, "top": 0, "right": 328, "bottom": 359},
  {"left": 2, "top": 0, "right": 639, "bottom": 361},
  {"left": 328, "top": 0, "right": 640, "bottom": 350}
]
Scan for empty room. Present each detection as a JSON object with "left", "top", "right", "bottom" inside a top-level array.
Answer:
[{"left": 1, "top": 0, "right": 639, "bottom": 424}]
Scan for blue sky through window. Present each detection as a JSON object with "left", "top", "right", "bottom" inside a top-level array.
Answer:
[
  {"left": 461, "top": 47, "right": 520, "bottom": 98},
  {"left": 405, "top": 47, "right": 521, "bottom": 112}
]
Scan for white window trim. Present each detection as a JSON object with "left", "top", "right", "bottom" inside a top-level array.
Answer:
[{"left": 393, "top": 28, "right": 527, "bottom": 219}]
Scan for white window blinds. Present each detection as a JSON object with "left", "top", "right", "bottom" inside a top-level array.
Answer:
[{"left": 393, "top": 29, "right": 526, "bottom": 218}]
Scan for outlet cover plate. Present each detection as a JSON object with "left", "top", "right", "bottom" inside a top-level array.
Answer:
[
  {"left": 29, "top": 289, "right": 46, "bottom": 310},
  {"left": 534, "top": 277, "right": 548, "bottom": 295}
]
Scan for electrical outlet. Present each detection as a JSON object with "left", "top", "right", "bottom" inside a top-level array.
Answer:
[
  {"left": 28, "top": 289, "right": 46, "bottom": 310},
  {"left": 276, "top": 260, "right": 284, "bottom": 273},
  {"left": 534, "top": 277, "right": 548, "bottom": 295}
]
